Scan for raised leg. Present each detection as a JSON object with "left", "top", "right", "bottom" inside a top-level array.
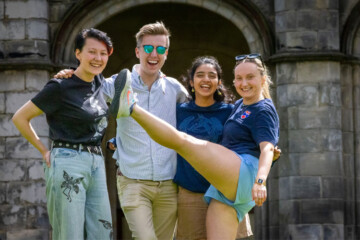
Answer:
[
  {"left": 110, "top": 69, "right": 241, "bottom": 200},
  {"left": 131, "top": 105, "right": 240, "bottom": 201}
]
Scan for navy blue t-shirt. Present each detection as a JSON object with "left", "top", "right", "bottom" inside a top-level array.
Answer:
[
  {"left": 173, "top": 101, "right": 234, "bottom": 193},
  {"left": 221, "top": 98, "right": 279, "bottom": 158}
]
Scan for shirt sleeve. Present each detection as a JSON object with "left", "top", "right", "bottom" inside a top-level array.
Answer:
[
  {"left": 252, "top": 108, "right": 279, "bottom": 147},
  {"left": 31, "top": 80, "right": 61, "bottom": 114},
  {"left": 101, "top": 75, "right": 116, "bottom": 103},
  {"left": 176, "top": 82, "right": 189, "bottom": 103}
]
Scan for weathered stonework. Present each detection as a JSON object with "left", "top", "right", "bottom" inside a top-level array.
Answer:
[
  {"left": 5, "top": 137, "right": 49, "bottom": 159},
  {"left": 6, "top": 229, "right": 49, "bottom": 240},
  {"left": 0, "top": 71, "right": 25, "bottom": 92},
  {"left": 0, "top": 20, "right": 26, "bottom": 41},
  {"left": 6, "top": 0, "right": 48, "bottom": 19},
  {"left": 26, "top": 19, "right": 49, "bottom": 41},
  {"left": 0, "top": 1, "right": 4, "bottom": 19},
  {"left": 27, "top": 160, "right": 45, "bottom": 181},
  {"left": 25, "top": 70, "right": 49, "bottom": 91},
  {"left": 6, "top": 40, "right": 49, "bottom": 60},
  {"left": 6, "top": 92, "right": 39, "bottom": 114},
  {"left": 0, "top": 160, "right": 26, "bottom": 181},
  {"left": 0, "top": 93, "right": 4, "bottom": 113},
  {"left": 0, "top": 137, "right": 5, "bottom": 159}
]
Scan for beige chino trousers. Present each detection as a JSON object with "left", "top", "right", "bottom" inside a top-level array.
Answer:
[{"left": 117, "top": 175, "right": 177, "bottom": 240}]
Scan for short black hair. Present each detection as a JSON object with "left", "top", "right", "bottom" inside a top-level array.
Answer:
[{"left": 74, "top": 28, "right": 113, "bottom": 54}]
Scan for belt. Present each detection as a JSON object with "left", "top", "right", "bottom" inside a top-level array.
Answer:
[
  {"left": 52, "top": 141, "right": 102, "bottom": 155},
  {"left": 117, "top": 171, "right": 171, "bottom": 187}
]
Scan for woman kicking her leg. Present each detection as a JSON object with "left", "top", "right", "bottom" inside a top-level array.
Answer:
[{"left": 111, "top": 54, "right": 279, "bottom": 240}]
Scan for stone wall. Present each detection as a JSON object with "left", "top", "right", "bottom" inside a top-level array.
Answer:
[
  {"left": 264, "top": 0, "right": 359, "bottom": 239},
  {"left": 0, "top": 70, "right": 51, "bottom": 240},
  {"left": 0, "top": 0, "right": 52, "bottom": 239}
]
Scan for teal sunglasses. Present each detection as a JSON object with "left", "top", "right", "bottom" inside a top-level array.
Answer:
[{"left": 141, "top": 45, "right": 167, "bottom": 55}]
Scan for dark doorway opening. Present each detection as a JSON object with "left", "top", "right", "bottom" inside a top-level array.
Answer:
[{"left": 98, "top": 3, "right": 249, "bottom": 88}]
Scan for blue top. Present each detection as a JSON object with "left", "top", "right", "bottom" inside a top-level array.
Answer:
[
  {"left": 221, "top": 98, "right": 279, "bottom": 158},
  {"left": 173, "top": 101, "right": 234, "bottom": 193}
]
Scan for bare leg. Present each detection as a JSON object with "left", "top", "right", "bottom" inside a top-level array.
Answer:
[
  {"left": 206, "top": 199, "right": 238, "bottom": 240},
  {"left": 131, "top": 104, "right": 241, "bottom": 201}
]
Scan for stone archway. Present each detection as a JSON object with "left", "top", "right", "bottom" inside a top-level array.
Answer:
[
  {"left": 341, "top": 2, "right": 360, "bottom": 57},
  {"left": 53, "top": 0, "right": 274, "bottom": 98},
  {"left": 97, "top": 3, "right": 250, "bottom": 85},
  {"left": 53, "top": 0, "right": 273, "bottom": 67}
]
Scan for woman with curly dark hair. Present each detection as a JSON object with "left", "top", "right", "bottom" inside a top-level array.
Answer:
[{"left": 173, "top": 56, "right": 252, "bottom": 240}]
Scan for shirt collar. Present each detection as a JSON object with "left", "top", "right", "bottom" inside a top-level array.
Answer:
[{"left": 131, "top": 64, "right": 166, "bottom": 92}]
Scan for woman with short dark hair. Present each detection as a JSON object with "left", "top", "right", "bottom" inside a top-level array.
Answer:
[{"left": 12, "top": 28, "right": 114, "bottom": 240}]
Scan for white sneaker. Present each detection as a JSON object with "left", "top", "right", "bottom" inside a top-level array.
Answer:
[{"left": 109, "top": 69, "right": 136, "bottom": 118}]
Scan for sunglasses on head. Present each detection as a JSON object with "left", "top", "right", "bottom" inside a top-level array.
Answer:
[
  {"left": 235, "top": 53, "right": 264, "bottom": 68},
  {"left": 141, "top": 45, "right": 167, "bottom": 55}
]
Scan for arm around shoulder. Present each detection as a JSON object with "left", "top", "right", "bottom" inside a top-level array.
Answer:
[
  {"left": 101, "top": 75, "right": 117, "bottom": 102},
  {"left": 175, "top": 79, "right": 189, "bottom": 103}
]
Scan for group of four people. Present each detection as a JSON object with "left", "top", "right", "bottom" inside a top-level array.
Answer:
[{"left": 12, "top": 21, "right": 279, "bottom": 240}]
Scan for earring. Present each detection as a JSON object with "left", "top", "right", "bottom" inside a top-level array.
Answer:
[
  {"left": 191, "top": 87, "right": 195, "bottom": 93},
  {"left": 217, "top": 89, "right": 222, "bottom": 96}
]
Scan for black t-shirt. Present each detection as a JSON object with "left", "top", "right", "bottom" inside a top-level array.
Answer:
[{"left": 31, "top": 74, "right": 108, "bottom": 145}]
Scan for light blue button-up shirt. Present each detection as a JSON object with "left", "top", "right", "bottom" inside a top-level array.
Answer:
[{"left": 102, "top": 65, "right": 188, "bottom": 180}]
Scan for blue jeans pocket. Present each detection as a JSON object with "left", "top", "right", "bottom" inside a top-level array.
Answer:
[{"left": 53, "top": 148, "right": 78, "bottom": 158}]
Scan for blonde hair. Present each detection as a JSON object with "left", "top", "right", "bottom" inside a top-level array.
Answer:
[
  {"left": 234, "top": 58, "right": 272, "bottom": 99},
  {"left": 135, "top": 21, "right": 171, "bottom": 48}
]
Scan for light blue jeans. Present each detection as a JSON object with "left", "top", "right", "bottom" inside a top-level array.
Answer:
[{"left": 44, "top": 147, "right": 113, "bottom": 240}]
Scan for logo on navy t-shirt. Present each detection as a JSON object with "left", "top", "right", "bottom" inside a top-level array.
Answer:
[{"left": 241, "top": 110, "right": 251, "bottom": 119}]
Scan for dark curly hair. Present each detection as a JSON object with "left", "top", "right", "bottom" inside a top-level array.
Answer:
[{"left": 183, "top": 56, "right": 234, "bottom": 103}]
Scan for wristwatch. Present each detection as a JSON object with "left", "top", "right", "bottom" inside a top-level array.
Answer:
[{"left": 255, "top": 178, "right": 266, "bottom": 185}]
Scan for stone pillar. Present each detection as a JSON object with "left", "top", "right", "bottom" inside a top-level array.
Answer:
[
  {"left": 353, "top": 64, "right": 360, "bottom": 239},
  {"left": 0, "top": 0, "right": 51, "bottom": 239},
  {"left": 347, "top": 23, "right": 360, "bottom": 238},
  {"left": 269, "top": 0, "right": 346, "bottom": 239},
  {"left": 341, "top": 62, "right": 358, "bottom": 239}
]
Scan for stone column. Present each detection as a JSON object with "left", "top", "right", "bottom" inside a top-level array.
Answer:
[
  {"left": 340, "top": 61, "right": 359, "bottom": 239},
  {"left": 353, "top": 64, "right": 360, "bottom": 239},
  {"left": 0, "top": 0, "right": 51, "bottom": 239},
  {"left": 269, "top": 0, "right": 345, "bottom": 239}
]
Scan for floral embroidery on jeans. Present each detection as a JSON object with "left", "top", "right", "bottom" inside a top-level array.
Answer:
[
  {"left": 60, "top": 170, "right": 84, "bottom": 202},
  {"left": 99, "top": 219, "right": 113, "bottom": 240}
]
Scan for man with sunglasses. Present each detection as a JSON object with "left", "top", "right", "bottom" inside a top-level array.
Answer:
[{"left": 105, "top": 22, "right": 188, "bottom": 240}]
